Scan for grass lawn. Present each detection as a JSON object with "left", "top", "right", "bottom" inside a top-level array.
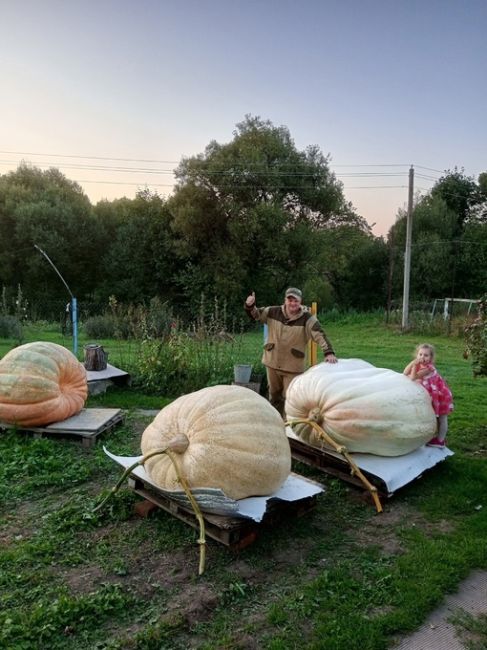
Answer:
[{"left": 0, "top": 315, "right": 486, "bottom": 649}]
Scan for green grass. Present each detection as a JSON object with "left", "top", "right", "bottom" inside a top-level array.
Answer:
[{"left": 0, "top": 314, "right": 486, "bottom": 649}]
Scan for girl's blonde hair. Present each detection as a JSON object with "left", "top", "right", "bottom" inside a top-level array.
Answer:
[{"left": 415, "top": 343, "right": 436, "bottom": 361}]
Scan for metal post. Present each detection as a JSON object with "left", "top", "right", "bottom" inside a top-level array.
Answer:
[
  {"left": 34, "top": 244, "right": 78, "bottom": 356},
  {"left": 402, "top": 166, "right": 414, "bottom": 329},
  {"left": 71, "top": 297, "right": 78, "bottom": 356}
]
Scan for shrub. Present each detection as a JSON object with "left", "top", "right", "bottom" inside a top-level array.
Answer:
[
  {"left": 463, "top": 295, "right": 487, "bottom": 377},
  {"left": 146, "top": 296, "right": 176, "bottom": 339},
  {"left": 134, "top": 329, "right": 243, "bottom": 396},
  {"left": 0, "top": 315, "right": 23, "bottom": 340},
  {"left": 83, "top": 314, "right": 117, "bottom": 339}
]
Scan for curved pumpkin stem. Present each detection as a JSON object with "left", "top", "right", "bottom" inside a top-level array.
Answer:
[
  {"left": 94, "top": 446, "right": 207, "bottom": 574},
  {"left": 286, "top": 418, "right": 383, "bottom": 514},
  {"left": 165, "top": 450, "right": 206, "bottom": 576}
]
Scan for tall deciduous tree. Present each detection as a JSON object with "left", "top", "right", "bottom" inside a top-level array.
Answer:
[
  {"left": 388, "top": 169, "right": 487, "bottom": 304},
  {"left": 93, "top": 190, "right": 178, "bottom": 305},
  {"left": 168, "top": 115, "right": 368, "bottom": 312},
  {"left": 0, "top": 164, "right": 102, "bottom": 314}
]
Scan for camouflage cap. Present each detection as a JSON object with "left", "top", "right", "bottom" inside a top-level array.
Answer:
[{"left": 285, "top": 287, "right": 302, "bottom": 300}]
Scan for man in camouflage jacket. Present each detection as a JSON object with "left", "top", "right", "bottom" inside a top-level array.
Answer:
[{"left": 244, "top": 287, "right": 337, "bottom": 416}]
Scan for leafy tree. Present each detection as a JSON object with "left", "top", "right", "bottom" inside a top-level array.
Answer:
[
  {"left": 168, "top": 115, "right": 368, "bottom": 313},
  {"left": 388, "top": 169, "right": 487, "bottom": 304},
  {"left": 306, "top": 226, "right": 387, "bottom": 309},
  {"left": 0, "top": 165, "right": 102, "bottom": 315},
  {"left": 93, "top": 190, "right": 178, "bottom": 305}
]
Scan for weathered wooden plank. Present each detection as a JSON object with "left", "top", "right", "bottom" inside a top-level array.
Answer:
[
  {"left": 289, "top": 436, "right": 389, "bottom": 496},
  {"left": 0, "top": 408, "right": 124, "bottom": 447},
  {"left": 128, "top": 475, "right": 319, "bottom": 549}
]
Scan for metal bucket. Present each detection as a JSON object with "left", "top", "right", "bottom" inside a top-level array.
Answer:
[{"left": 234, "top": 364, "right": 252, "bottom": 383}]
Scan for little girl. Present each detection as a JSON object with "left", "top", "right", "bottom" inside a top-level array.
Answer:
[{"left": 403, "top": 343, "right": 453, "bottom": 448}]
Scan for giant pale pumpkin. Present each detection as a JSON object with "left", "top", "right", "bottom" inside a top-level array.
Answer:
[
  {"left": 0, "top": 342, "right": 87, "bottom": 427},
  {"left": 141, "top": 384, "right": 291, "bottom": 500},
  {"left": 285, "top": 359, "right": 437, "bottom": 456}
]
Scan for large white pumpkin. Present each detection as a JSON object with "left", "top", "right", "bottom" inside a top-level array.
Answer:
[
  {"left": 285, "top": 359, "right": 437, "bottom": 456},
  {"left": 141, "top": 384, "right": 291, "bottom": 500}
]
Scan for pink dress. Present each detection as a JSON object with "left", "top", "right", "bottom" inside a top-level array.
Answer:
[{"left": 416, "top": 363, "right": 453, "bottom": 416}]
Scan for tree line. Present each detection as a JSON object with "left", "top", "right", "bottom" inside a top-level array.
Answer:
[{"left": 0, "top": 116, "right": 485, "bottom": 322}]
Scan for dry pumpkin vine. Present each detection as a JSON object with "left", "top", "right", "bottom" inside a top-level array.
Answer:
[
  {"left": 94, "top": 438, "right": 207, "bottom": 575},
  {"left": 285, "top": 413, "right": 383, "bottom": 513}
]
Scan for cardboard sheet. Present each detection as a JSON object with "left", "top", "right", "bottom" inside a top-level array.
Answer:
[
  {"left": 104, "top": 447, "right": 324, "bottom": 522},
  {"left": 287, "top": 428, "right": 453, "bottom": 494}
]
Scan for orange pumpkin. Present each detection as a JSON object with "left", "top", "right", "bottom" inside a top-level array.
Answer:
[{"left": 0, "top": 342, "right": 87, "bottom": 427}]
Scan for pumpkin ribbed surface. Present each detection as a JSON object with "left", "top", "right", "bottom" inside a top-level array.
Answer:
[
  {"left": 285, "top": 359, "right": 437, "bottom": 456},
  {"left": 141, "top": 384, "right": 291, "bottom": 500},
  {"left": 0, "top": 342, "right": 87, "bottom": 427}
]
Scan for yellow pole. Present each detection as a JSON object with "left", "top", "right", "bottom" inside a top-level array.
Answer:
[{"left": 307, "top": 301, "right": 318, "bottom": 366}]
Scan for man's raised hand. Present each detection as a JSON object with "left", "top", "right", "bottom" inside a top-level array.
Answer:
[{"left": 245, "top": 291, "right": 256, "bottom": 307}]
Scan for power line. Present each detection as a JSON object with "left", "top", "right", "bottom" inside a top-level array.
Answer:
[
  {"left": 0, "top": 149, "right": 414, "bottom": 169},
  {"left": 74, "top": 179, "right": 409, "bottom": 190},
  {"left": 0, "top": 159, "right": 410, "bottom": 178},
  {"left": 0, "top": 160, "right": 176, "bottom": 175},
  {"left": 0, "top": 150, "right": 180, "bottom": 165},
  {"left": 414, "top": 165, "right": 445, "bottom": 174},
  {"left": 2, "top": 155, "right": 481, "bottom": 207},
  {"left": 415, "top": 173, "right": 439, "bottom": 182},
  {"left": 0, "top": 161, "right": 479, "bottom": 201},
  {"left": 341, "top": 185, "right": 408, "bottom": 190}
]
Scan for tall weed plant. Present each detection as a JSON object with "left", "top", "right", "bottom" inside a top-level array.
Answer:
[
  {"left": 322, "top": 307, "right": 384, "bottom": 325},
  {"left": 135, "top": 296, "right": 244, "bottom": 396},
  {"left": 0, "top": 284, "right": 25, "bottom": 343},
  {"left": 135, "top": 335, "right": 241, "bottom": 395},
  {"left": 83, "top": 296, "right": 176, "bottom": 341},
  {"left": 386, "top": 308, "right": 469, "bottom": 337},
  {"left": 463, "top": 294, "right": 487, "bottom": 377}
]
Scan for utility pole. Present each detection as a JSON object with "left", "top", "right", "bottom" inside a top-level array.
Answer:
[{"left": 402, "top": 166, "right": 414, "bottom": 330}]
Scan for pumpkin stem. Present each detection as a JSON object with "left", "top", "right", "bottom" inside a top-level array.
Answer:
[
  {"left": 167, "top": 434, "right": 190, "bottom": 454},
  {"left": 165, "top": 450, "right": 206, "bottom": 575},
  {"left": 308, "top": 407, "right": 323, "bottom": 424},
  {"left": 285, "top": 418, "right": 383, "bottom": 514},
  {"left": 94, "top": 444, "right": 207, "bottom": 574}
]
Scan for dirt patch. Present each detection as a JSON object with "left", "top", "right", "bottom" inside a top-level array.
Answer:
[
  {"left": 0, "top": 495, "right": 71, "bottom": 546},
  {"left": 61, "top": 564, "right": 107, "bottom": 594},
  {"left": 355, "top": 501, "right": 455, "bottom": 556},
  {"left": 166, "top": 582, "right": 220, "bottom": 625},
  {"left": 125, "top": 414, "right": 152, "bottom": 439}
]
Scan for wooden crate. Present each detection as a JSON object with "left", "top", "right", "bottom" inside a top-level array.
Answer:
[{"left": 128, "top": 473, "right": 319, "bottom": 550}]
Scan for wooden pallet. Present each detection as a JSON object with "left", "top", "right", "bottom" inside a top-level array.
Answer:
[
  {"left": 289, "top": 436, "right": 389, "bottom": 496},
  {"left": 128, "top": 473, "right": 319, "bottom": 550},
  {"left": 0, "top": 408, "right": 124, "bottom": 448}
]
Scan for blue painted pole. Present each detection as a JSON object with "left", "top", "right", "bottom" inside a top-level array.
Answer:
[{"left": 71, "top": 297, "right": 78, "bottom": 356}]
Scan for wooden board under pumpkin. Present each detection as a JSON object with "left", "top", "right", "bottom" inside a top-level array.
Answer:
[
  {"left": 287, "top": 428, "right": 453, "bottom": 497},
  {"left": 129, "top": 473, "right": 320, "bottom": 550},
  {"left": 0, "top": 408, "right": 124, "bottom": 447}
]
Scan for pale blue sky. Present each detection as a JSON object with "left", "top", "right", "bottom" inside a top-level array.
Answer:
[{"left": 1, "top": 0, "right": 486, "bottom": 235}]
